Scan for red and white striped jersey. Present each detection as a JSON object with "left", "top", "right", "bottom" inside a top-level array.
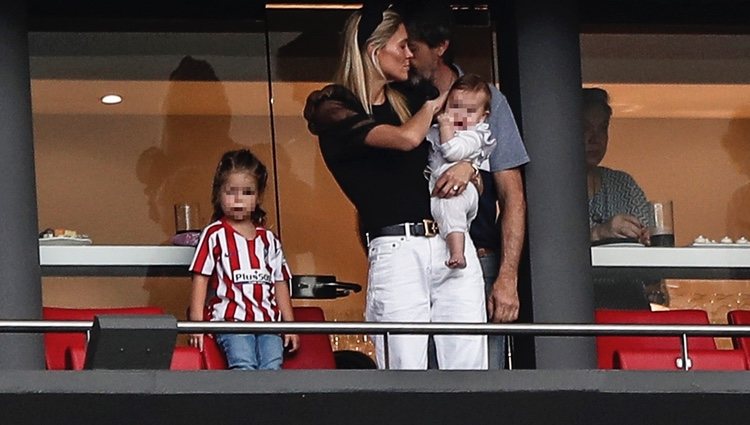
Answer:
[{"left": 189, "top": 218, "right": 292, "bottom": 323}]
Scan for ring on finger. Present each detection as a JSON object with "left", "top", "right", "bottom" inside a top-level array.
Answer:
[{"left": 452, "top": 184, "right": 460, "bottom": 192}]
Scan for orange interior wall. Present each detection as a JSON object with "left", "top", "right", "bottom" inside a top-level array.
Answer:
[{"left": 602, "top": 117, "right": 750, "bottom": 246}]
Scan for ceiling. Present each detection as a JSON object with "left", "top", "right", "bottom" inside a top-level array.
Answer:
[{"left": 28, "top": 31, "right": 750, "bottom": 118}]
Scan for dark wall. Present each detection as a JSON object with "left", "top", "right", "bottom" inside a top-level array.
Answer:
[{"left": 2, "top": 370, "right": 750, "bottom": 425}]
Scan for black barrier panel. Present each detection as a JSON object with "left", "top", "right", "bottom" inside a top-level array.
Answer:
[{"left": 85, "top": 315, "right": 177, "bottom": 370}]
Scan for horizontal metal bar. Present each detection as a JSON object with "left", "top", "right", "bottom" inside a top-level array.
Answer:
[
  {"left": 3, "top": 320, "right": 750, "bottom": 338},
  {"left": 0, "top": 320, "right": 92, "bottom": 332}
]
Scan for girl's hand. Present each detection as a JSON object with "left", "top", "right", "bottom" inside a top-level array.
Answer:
[
  {"left": 284, "top": 334, "right": 300, "bottom": 353},
  {"left": 189, "top": 333, "right": 204, "bottom": 352}
]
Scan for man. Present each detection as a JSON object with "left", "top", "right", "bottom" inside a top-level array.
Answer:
[{"left": 404, "top": 5, "right": 529, "bottom": 369}]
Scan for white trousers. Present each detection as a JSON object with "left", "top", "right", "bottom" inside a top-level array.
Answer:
[
  {"left": 365, "top": 233, "right": 487, "bottom": 370},
  {"left": 430, "top": 183, "right": 479, "bottom": 237}
]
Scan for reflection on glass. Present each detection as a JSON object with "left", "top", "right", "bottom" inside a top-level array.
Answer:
[
  {"left": 30, "top": 31, "right": 273, "bottom": 320},
  {"left": 136, "top": 56, "right": 244, "bottom": 242}
]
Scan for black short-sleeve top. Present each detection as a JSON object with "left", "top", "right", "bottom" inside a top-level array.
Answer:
[{"left": 304, "top": 84, "right": 431, "bottom": 236}]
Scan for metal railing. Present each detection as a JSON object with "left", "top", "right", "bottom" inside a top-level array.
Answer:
[{"left": 4, "top": 320, "right": 750, "bottom": 371}]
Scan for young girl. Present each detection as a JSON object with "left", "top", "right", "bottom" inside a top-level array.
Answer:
[{"left": 188, "top": 149, "right": 298, "bottom": 370}]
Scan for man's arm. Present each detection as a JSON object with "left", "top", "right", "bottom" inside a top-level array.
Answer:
[{"left": 487, "top": 168, "right": 525, "bottom": 323}]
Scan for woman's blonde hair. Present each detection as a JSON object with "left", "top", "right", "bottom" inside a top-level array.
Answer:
[{"left": 335, "top": 9, "right": 411, "bottom": 123}]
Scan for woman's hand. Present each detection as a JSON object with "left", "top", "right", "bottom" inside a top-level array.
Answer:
[
  {"left": 188, "top": 333, "right": 204, "bottom": 352},
  {"left": 284, "top": 334, "right": 300, "bottom": 353},
  {"left": 591, "top": 214, "right": 645, "bottom": 241},
  {"left": 433, "top": 161, "right": 475, "bottom": 198},
  {"left": 365, "top": 89, "right": 449, "bottom": 151},
  {"left": 426, "top": 90, "right": 449, "bottom": 116},
  {"left": 639, "top": 226, "right": 651, "bottom": 246}
]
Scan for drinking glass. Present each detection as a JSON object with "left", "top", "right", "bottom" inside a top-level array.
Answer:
[
  {"left": 174, "top": 202, "right": 201, "bottom": 233},
  {"left": 649, "top": 200, "right": 675, "bottom": 247}
]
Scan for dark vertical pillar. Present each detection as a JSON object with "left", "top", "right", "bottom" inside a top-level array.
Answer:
[
  {"left": 0, "top": 1, "right": 45, "bottom": 369},
  {"left": 494, "top": 0, "right": 595, "bottom": 368}
]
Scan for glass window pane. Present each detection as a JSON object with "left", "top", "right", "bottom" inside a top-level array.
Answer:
[
  {"left": 30, "top": 30, "right": 273, "bottom": 321},
  {"left": 30, "top": 31, "right": 274, "bottom": 245}
]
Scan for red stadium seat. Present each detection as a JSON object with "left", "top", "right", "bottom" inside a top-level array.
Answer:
[
  {"left": 595, "top": 309, "right": 715, "bottom": 369},
  {"left": 614, "top": 349, "right": 747, "bottom": 370},
  {"left": 282, "top": 306, "right": 336, "bottom": 369},
  {"left": 727, "top": 310, "right": 750, "bottom": 366},
  {"left": 43, "top": 306, "right": 165, "bottom": 370},
  {"left": 170, "top": 346, "right": 204, "bottom": 370},
  {"left": 201, "top": 335, "right": 228, "bottom": 370},
  {"left": 200, "top": 306, "right": 336, "bottom": 370}
]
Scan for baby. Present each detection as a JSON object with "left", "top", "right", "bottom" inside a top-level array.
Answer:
[{"left": 427, "top": 74, "right": 497, "bottom": 268}]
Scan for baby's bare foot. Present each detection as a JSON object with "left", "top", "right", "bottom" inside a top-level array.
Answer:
[{"left": 446, "top": 255, "right": 467, "bottom": 269}]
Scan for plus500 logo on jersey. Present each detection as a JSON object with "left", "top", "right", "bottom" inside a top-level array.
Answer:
[{"left": 233, "top": 269, "right": 272, "bottom": 285}]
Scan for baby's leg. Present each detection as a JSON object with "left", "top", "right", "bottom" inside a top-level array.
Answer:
[
  {"left": 431, "top": 187, "right": 477, "bottom": 269},
  {"left": 445, "top": 231, "right": 466, "bottom": 269}
]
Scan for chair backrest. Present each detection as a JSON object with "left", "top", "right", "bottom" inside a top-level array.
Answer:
[
  {"left": 201, "top": 335, "right": 228, "bottom": 370},
  {"left": 727, "top": 310, "right": 750, "bottom": 365},
  {"left": 170, "top": 346, "right": 204, "bottom": 370},
  {"left": 43, "top": 306, "right": 165, "bottom": 370},
  {"left": 282, "top": 306, "right": 336, "bottom": 370},
  {"left": 200, "top": 306, "right": 336, "bottom": 370},
  {"left": 614, "top": 349, "right": 747, "bottom": 371},
  {"left": 595, "top": 309, "right": 715, "bottom": 369}
]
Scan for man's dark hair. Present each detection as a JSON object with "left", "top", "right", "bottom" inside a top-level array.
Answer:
[{"left": 401, "top": 0, "right": 455, "bottom": 65}]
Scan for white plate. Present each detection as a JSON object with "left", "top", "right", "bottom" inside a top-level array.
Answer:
[
  {"left": 690, "top": 243, "right": 750, "bottom": 248},
  {"left": 598, "top": 242, "right": 645, "bottom": 247},
  {"left": 39, "top": 237, "right": 92, "bottom": 246}
]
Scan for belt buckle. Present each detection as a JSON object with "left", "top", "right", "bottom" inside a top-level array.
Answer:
[{"left": 422, "top": 219, "right": 438, "bottom": 237}]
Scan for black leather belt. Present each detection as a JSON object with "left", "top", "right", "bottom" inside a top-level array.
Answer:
[{"left": 366, "top": 219, "right": 439, "bottom": 241}]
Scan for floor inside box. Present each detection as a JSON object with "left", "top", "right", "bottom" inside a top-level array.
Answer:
[{"left": 665, "top": 279, "right": 750, "bottom": 349}]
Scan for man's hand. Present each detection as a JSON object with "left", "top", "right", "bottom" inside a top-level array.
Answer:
[{"left": 487, "top": 274, "right": 520, "bottom": 323}]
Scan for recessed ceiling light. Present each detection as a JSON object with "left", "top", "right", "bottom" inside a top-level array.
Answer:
[{"left": 100, "top": 94, "right": 122, "bottom": 105}]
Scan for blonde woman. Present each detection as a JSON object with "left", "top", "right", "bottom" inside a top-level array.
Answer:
[{"left": 304, "top": 2, "right": 486, "bottom": 370}]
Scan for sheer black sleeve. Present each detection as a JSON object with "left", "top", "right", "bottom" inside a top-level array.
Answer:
[{"left": 304, "top": 85, "right": 378, "bottom": 160}]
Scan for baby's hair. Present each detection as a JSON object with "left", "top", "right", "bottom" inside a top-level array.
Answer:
[
  {"left": 449, "top": 74, "right": 492, "bottom": 113},
  {"left": 210, "top": 149, "right": 268, "bottom": 225}
]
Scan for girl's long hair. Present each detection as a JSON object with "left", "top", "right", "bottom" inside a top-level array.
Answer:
[
  {"left": 335, "top": 9, "right": 411, "bottom": 123},
  {"left": 210, "top": 149, "right": 268, "bottom": 225}
]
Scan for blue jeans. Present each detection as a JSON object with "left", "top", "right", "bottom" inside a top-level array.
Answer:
[
  {"left": 214, "top": 333, "right": 283, "bottom": 370},
  {"left": 479, "top": 252, "right": 507, "bottom": 370}
]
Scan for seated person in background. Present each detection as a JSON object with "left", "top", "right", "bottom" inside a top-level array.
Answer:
[
  {"left": 583, "top": 88, "right": 652, "bottom": 244},
  {"left": 427, "top": 74, "right": 496, "bottom": 268}
]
